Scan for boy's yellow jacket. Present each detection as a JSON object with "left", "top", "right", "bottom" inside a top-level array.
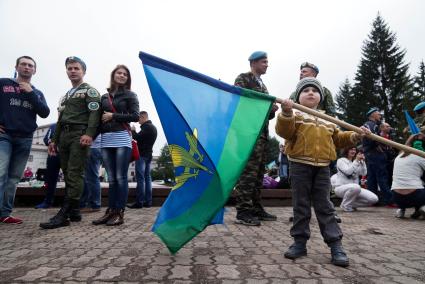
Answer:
[{"left": 275, "top": 110, "right": 359, "bottom": 166}]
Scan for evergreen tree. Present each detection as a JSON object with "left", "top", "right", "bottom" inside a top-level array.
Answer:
[
  {"left": 335, "top": 78, "right": 353, "bottom": 122},
  {"left": 266, "top": 136, "right": 280, "bottom": 164},
  {"left": 351, "top": 14, "right": 414, "bottom": 136},
  {"left": 151, "top": 143, "right": 175, "bottom": 183},
  {"left": 414, "top": 60, "right": 425, "bottom": 101}
]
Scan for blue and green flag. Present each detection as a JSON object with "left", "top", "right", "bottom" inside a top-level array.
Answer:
[
  {"left": 139, "top": 52, "right": 275, "bottom": 254},
  {"left": 404, "top": 110, "right": 420, "bottom": 135}
]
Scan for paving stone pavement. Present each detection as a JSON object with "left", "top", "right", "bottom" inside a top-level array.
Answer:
[{"left": 1, "top": 207, "right": 424, "bottom": 283}]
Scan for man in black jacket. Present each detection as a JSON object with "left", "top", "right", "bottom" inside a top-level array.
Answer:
[{"left": 128, "top": 111, "right": 157, "bottom": 208}]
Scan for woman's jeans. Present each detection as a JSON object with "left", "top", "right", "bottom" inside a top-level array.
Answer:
[
  {"left": 393, "top": 189, "right": 425, "bottom": 210},
  {"left": 101, "top": 147, "right": 131, "bottom": 209}
]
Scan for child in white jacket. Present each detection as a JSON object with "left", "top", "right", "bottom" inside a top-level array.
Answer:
[{"left": 331, "top": 147, "right": 378, "bottom": 211}]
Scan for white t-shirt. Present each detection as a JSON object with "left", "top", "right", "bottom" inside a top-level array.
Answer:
[{"left": 391, "top": 153, "right": 425, "bottom": 190}]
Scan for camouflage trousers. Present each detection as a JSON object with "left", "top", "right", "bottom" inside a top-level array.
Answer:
[
  {"left": 59, "top": 128, "right": 90, "bottom": 201},
  {"left": 234, "top": 137, "right": 267, "bottom": 213}
]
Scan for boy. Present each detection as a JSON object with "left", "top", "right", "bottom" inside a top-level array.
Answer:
[{"left": 276, "top": 77, "right": 369, "bottom": 267}]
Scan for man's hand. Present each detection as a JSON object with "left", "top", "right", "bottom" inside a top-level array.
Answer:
[
  {"left": 358, "top": 126, "right": 371, "bottom": 137},
  {"left": 19, "top": 82, "right": 33, "bottom": 93},
  {"left": 271, "top": 103, "right": 279, "bottom": 112},
  {"left": 48, "top": 142, "right": 57, "bottom": 156},
  {"left": 80, "top": 135, "right": 93, "bottom": 146}
]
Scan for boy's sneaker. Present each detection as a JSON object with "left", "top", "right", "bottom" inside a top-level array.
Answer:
[
  {"left": 284, "top": 242, "right": 307, "bottom": 259},
  {"left": 256, "top": 210, "right": 277, "bottom": 221},
  {"left": 395, "top": 208, "right": 405, "bottom": 218},
  {"left": 235, "top": 211, "right": 261, "bottom": 226},
  {"left": 0, "top": 216, "right": 23, "bottom": 224},
  {"left": 330, "top": 245, "right": 349, "bottom": 267}
]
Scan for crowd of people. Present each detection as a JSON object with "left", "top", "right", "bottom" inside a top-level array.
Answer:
[{"left": 1, "top": 52, "right": 425, "bottom": 268}]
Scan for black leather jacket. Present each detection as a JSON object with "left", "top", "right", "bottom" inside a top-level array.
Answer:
[{"left": 99, "top": 88, "right": 140, "bottom": 133}]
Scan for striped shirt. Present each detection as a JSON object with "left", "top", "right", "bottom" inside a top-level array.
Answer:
[{"left": 100, "top": 130, "right": 131, "bottom": 148}]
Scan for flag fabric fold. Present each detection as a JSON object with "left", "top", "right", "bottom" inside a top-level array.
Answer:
[
  {"left": 404, "top": 110, "right": 420, "bottom": 135},
  {"left": 139, "top": 52, "right": 275, "bottom": 254}
]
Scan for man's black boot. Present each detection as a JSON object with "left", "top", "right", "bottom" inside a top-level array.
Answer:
[
  {"left": 330, "top": 243, "right": 349, "bottom": 267},
  {"left": 235, "top": 210, "right": 261, "bottom": 226},
  {"left": 254, "top": 205, "right": 277, "bottom": 221},
  {"left": 40, "top": 204, "right": 70, "bottom": 229},
  {"left": 284, "top": 242, "right": 307, "bottom": 259},
  {"left": 68, "top": 199, "right": 82, "bottom": 222}
]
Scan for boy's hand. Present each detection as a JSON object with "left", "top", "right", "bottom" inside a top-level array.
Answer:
[{"left": 280, "top": 99, "right": 293, "bottom": 115}]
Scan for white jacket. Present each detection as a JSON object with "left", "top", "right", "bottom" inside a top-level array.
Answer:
[{"left": 332, "top": 157, "right": 367, "bottom": 187}]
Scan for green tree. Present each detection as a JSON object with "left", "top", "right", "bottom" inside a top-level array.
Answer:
[
  {"left": 335, "top": 78, "right": 353, "bottom": 123},
  {"left": 414, "top": 60, "right": 425, "bottom": 101},
  {"left": 351, "top": 14, "right": 415, "bottom": 137},
  {"left": 151, "top": 143, "right": 175, "bottom": 183},
  {"left": 266, "top": 136, "right": 280, "bottom": 164}
]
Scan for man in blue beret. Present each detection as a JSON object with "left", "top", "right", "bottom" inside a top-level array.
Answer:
[
  {"left": 413, "top": 102, "right": 425, "bottom": 133},
  {"left": 362, "top": 108, "right": 394, "bottom": 207},
  {"left": 232, "top": 51, "right": 279, "bottom": 226},
  {"left": 289, "top": 62, "right": 336, "bottom": 116}
]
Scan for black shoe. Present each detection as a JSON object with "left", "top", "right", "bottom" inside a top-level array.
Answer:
[
  {"left": 289, "top": 216, "right": 294, "bottom": 222},
  {"left": 256, "top": 210, "right": 277, "bottom": 221},
  {"left": 127, "top": 202, "right": 143, "bottom": 209},
  {"left": 330, "top": 245, "right": 349, "bottom": 267},
  {"left": 235, "top": 211, "right": 261, "bottom": 226},
  {"left": 284, "top": 242, "right": 307, "bottom": 259},
  {"left": 40, "top": 207, "right": 70, "bottom": 229},
  {"left": 92, "top": 208, "right": 113, "bottom": 225}
]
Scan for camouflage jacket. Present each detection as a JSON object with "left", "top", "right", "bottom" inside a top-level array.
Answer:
[
  {"left": 289, "top": 86, "right": 336, "bottom": 116},
  {"left": 234, "top": 72, "right": 275, "bottom": 139},
  {"left": 53, "top": 82, "right": 101, "bottom": 143}
]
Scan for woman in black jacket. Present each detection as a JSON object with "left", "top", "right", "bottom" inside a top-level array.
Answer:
[{"left": 92, "top": 65, "right": 139, "bottom": 226}]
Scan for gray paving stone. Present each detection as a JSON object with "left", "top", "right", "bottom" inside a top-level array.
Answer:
[{"left": 0, "top": 207, "right": 424, "bottom": 283}]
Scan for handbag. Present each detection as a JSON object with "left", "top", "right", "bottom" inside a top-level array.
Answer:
[{"left": 107, "top": 95, "right": 140, "bottom": 162}]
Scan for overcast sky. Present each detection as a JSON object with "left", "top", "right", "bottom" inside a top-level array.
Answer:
[{"left": 1, "top": 0, "right": 424, "bottom": 155}]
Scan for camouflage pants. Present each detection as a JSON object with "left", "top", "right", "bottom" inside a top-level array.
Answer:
[
  {"left": 59, "top": 128, "right": 89, "bottom": 201},
  {"left": 234, "top": 137, "right": 267, "bottom": 213}
]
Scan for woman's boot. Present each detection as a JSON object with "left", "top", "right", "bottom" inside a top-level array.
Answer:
[
  {"left": 92, "top": 208, "right": 113, "bottom": 225},
  {"left": 106, "top": 209, "right": 124, "bottom": 226}
]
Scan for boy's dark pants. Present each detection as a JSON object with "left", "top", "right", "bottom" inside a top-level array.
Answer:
[{"left": 289, "top": 161, "right": 343, "bottom": 245}]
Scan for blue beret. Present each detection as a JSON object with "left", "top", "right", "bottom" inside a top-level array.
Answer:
[
  {"left": 248, "top": 51, "right": 267, "bottom": 61},
  {"left": 366, "top": 107, "right": 380, "bottom": 117},
  {"left": 65, "top": 56, "right": 86, "bottom": 71},
  {"left": 414, "top": 102, "right": 425, "bottom": 112}
]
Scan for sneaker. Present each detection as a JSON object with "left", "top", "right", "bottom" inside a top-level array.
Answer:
[
  {"left": 0, "top": 216, "right": 23, "bottom": 224},
  {"left": 340, "top": 205, "right": 355, "bottom": 212},
  {"left": 395, "top": 208, "right": 405, "bottom": 218},
  {"left": 235, "top": 211, "right": 261, "bottom": 226},
  {"left": 284, "top": 242, "right": 307, "bottom": 259},
  {"left": 330, "top": 245, "right": 349, "bottom": 267},
  {"left": 35, "top": 201, "right": 51, "bottom": 209},
  {"left": 255, "top": 210, "right": 277, "bottom": 221}
]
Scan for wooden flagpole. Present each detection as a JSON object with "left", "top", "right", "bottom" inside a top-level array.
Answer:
[{"left": 276, "top": 100, "right": 425, "bottom": 159}]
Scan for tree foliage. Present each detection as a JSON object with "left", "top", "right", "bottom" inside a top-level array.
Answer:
[{"left": 349, "top": 14, "right": 416, "bottom": 138}]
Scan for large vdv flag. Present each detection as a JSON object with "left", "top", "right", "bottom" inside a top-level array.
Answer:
[{"left": 139, "top": 52, "right": 275, "bottom": 254}]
